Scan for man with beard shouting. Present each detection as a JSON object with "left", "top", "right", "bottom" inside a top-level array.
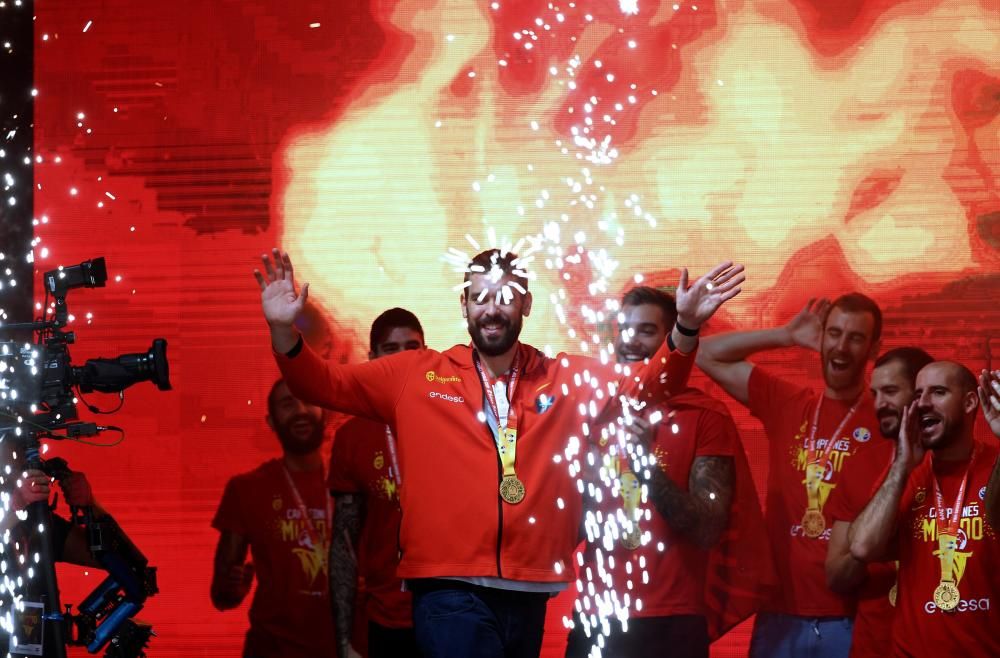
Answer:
[
  {"left": 696, "top": 294, "right": 885, "bottom": 658},
  {"left": 211, "top": 378, "right": 335, "bottom": 658},
  {"left": 253, "top": 247, "right": 743, "bottom": 658},
  {"left": 849, "top": 361, "right": 1000, "bottom": 656},
  {"left": 825, "top": 347, "right": 933, "bottom": 658}
]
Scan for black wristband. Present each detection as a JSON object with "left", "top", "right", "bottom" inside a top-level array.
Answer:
[
  {"left": 675, "top": 321, "right": 700, "bottom": 337},
  {"left": 667, "top": 332, "right": 677, "bottom": 352},
  {"left": 284, "top": 335, "right": 304, "bottom": 358}
]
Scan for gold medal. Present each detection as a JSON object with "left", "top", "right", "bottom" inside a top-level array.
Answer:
[
  {"left": 933, "top": 581, "right": 960, "bottom": 611},
  {"left": 499, "top": 476, "right": 525, "bottom": 504},
  {"left": 888, "top": 583, "right": 897, "bottom": 607},
  {"left": 801, "top": 509, "right": 826, "bottom": 538},
  {"left": 620, "top": 529, "right": 641, "bottom": 550}
]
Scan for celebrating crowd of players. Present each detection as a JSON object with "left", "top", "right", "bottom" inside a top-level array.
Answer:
[{"left": 210, "top": 248, "right": 1000, "bottom": 658}]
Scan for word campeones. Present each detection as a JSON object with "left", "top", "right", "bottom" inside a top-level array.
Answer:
[{"left": 920, "top": 503, "right": 986, "bottom": 542}]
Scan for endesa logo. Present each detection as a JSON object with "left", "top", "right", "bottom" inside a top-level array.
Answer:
[
  {"left": 429, "top": 391, "right": 464, "bottom": 404},
  {"left": 924, "top": 597, "right": 990, "bottom": 614}
]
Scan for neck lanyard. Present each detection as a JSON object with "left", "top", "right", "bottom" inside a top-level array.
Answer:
[
  {"left": 281, "top": 463, "right": 333, "bottom": 548},
  {"left": 800, "top": 394, "right": 862, "bottom": 538},
  {"left": 928, "top": 445, "right": 978, "bottom": 611},
  {"left": 474, "top": 348, "right": 525, "bottom": 504},
  {"left": 384, "top": 424, "right": 402, "bottom": 488}
]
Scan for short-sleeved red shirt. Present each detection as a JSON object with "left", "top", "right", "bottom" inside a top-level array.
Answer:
[
  {"left": 826, "top": 440, "right": 897, "bottom": 658},
  {"left": 594, "top": 400, "right": 738, "bottom": 617},
  {"left": 747, "top": 366, "right": 883, "bottom": 616},
  {"left": 213, "top": 459, "right": 336, "bottom": 657},
  {"left": 328, "top": 416, "right": 412, "bottom": 628},
  {"left": 890, "top": 441, "right": 1000, "bottom": 657}
]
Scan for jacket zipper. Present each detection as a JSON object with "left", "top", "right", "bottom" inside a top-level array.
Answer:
[{"left": 475, "top": 372, "right": 505, "bottom": 579}]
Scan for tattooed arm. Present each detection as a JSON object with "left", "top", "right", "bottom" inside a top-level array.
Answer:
[
  {"left": 330, "top": 492, "right": 365, "bottom": 658},
  {"left": 850, "top": 401, "right": 920, "bottom": 562},
  {"left": 634, "top": 417, "right": 735, "bottom": 550}
]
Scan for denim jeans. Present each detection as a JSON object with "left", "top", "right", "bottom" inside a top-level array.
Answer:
[
  {"left": 411, "top": 580, "right": 549, "bottom": 658},
  {"left": 749, "top": 612, "right": 853, "bottom": 658}
]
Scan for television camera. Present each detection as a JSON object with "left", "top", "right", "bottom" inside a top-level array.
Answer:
[{"left": 0, "top": 257, "right": 170, "bottom": 658}]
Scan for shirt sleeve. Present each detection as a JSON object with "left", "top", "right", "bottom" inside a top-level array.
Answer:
[
  {"left": 693, "top": 409, "right": 739, "bottom": 458},
  {"left": 746, "top": 365, "right": 809, "bottom": 429},
  {"left": 212, "top": 476, "right": 249, "bottom": 536},
  {"left": 589, "top": 343, "right": 697, "bottom": 425},
  {"left": 274, "top": 340, "right": 419, "bottom": 424},
  {"left": 327, "top": 421, "right": 364, "bottom": 494}
]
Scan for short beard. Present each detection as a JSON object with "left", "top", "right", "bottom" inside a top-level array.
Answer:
[
  {"left": 276, "top": 418, "right": 325, "bottom": 456},
  {"left": 468, "top": 316, "right": 522, "bottom": 357}
]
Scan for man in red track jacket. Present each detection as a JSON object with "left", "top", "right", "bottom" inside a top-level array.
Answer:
[{"left": 253, "top": 247, "right": 744, "bottom": 658}]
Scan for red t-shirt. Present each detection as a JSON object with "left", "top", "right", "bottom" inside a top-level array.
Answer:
[
  {"left": 890, "top": 441, "right": 1000, "bottom": 658},
  {"left": 594, "top": 403, "right": 738, "bottom": 617},
  {"left": 328, "top": 416, "right": 412, "bottom": 628},
  {"left": 747, "top": 366, "right": 882, "bottom": 616},
  {"left": 212, "top": 459, "right": 336, "bottom": 657},
  {"left": 826, "top": 440, "right": 897, "bottom": 658}
]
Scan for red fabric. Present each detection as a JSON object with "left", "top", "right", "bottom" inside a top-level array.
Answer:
[
  {"left": 825, "top": 439, "right": 897, "bottom": 658},
  {"left": 890, "top": 441, "right": 1000, "bottom": 658},
  {"left": 276, "top": 339, "right": 695, "bottom": 584},
  {"left": 212, "top": 459, "right": 336, "bottom": 657},
  {"left": 328, "top": 416, "right": 412, "bottom": 628},
  {"left": 746, "top": 366, "right": 882, "bottom": 616}
]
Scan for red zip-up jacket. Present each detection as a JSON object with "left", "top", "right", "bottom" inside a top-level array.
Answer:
[{"left": 276, "top": 338, "right": 694, "bottom": 584}]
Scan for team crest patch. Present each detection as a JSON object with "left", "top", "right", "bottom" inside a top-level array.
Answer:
[
  {"left": 980, "top": 486, "right": 987, "bottom": 501},
  {"left": 536, "top": 393, "right": 556, "bottom": 414},
  {"left": 852, "top": 427, "right": 871, "bottom": 443}
]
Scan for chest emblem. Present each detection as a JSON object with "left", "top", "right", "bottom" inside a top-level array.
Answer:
[{"left": 536, "top": 393, "right": 556, "bottom": 414}]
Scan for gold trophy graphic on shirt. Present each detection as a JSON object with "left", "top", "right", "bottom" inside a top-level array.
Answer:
[
  {"left": 800, "top": 396, "right": 860, "bottom": 539},
  {"left": 928, "top": 446, "right": 977, "bottom": 612},
  {"left": 932, "top": 532, "right": 971, "bottom": 612},
  {"left": 619, "top": 470, "right": 643, "bottom": 550},
  {"left": 801, "top": 462, "right": 828, "bottom": 538}
]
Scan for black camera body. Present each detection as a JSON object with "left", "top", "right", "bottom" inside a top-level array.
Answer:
[{"left": 0, "top": 257, "right": 171, "bottom": 433}]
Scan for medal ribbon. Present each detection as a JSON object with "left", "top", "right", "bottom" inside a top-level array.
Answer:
[
  {"left": 802, "top": 395, "right": 861, "bottom": 512},
  {"left": 474, "top": 349, "right": 522, "bottom": 484},
  {"left": 930, "top": 445, "right": 977, "bottom": 584},
  {"left": 384, "top": 425, "right": 402, "bottom": 488},
  {"left": 282, "top": 465, "right": 333, "bottom": 549}
]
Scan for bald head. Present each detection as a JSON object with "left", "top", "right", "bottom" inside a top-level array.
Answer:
[{"left": 914, "top": 361, "right": 979, "bottom": 453}]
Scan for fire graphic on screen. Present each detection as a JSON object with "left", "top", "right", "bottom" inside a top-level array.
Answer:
[{"left": 279, "top": 0, "right": 1000, "bottom": 348}]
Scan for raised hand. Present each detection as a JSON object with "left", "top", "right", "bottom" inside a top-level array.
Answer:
[
  {"left": 978, "top": 369, "right": 1000, "bottom": 440},
  {"left": 784, "top": 298, "right": 831, "bottom": 353},
  {"left": 895, "top": 400, "right": 925, "bottom": 474},
  {"left": 254, "top": 247, "right": 309, "bottom": 329},
  {"left": 675, "top": 261, "right": 745, "bottom": 329}
]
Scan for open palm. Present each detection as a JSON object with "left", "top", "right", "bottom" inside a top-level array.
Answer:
[
  {"left": 978, "top": 369, "right": 1000, "bottom": 440},
  {"left": 254, "top": 248, "right": 309, "bottom": 328},
  {"left": 675, "top": 261, "right": 745, "bottom": 328},
  {"left": 784, "top": 298, "right": 830, "bottom": 353}
]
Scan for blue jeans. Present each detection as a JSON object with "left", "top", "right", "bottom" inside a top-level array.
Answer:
[
  {"left": 749, "top": 613, "right": 853, "bottom": 658},
  {"left": 411, "top": 580, "right": 549, "bottom": 658}
]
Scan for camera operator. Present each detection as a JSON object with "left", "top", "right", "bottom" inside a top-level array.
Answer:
[{"left": 4, "top": 450, "right": 103, "bottom": 568}]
